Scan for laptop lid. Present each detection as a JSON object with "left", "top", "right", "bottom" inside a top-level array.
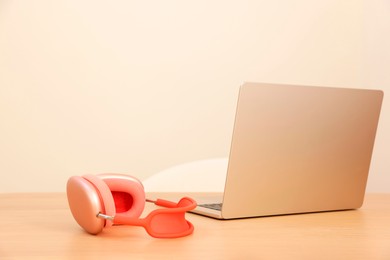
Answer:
[{"left": 195, "top": 82, "right": 383, "bottom": 219}]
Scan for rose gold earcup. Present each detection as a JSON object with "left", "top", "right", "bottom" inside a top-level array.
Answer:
[{"left": 66, "top": 176, "right": 106, "bottom": 234}]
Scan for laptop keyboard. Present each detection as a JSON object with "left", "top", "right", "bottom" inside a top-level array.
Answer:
[{"left": 199, "top": 203, "right": 222, "bottom": 211}]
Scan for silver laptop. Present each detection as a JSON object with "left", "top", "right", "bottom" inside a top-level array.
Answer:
[{"left": 192, "top": 82, "right": 383, "bottom": 219}]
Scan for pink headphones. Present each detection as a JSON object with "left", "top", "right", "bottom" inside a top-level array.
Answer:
[{"left": 66, "top": 173, "right": 197, "bottom": 238}]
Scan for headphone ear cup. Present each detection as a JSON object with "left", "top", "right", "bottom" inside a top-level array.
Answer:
[
  {"left": 83, "top": 174, "right": 116, "bottom": 228},
  {"left": 67, "top": 176, "right": 106, "bottom": 234},
  {"left": 98, "top": 174, "right": 146, "bottom": 221}
]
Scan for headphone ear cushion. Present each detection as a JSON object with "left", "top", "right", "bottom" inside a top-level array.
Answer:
[
  {"left": 98, "top": 174, "right": 146, "bottom": 220},
  {"left": 83, "top": 174, "right": 116, "bottom": 227}
]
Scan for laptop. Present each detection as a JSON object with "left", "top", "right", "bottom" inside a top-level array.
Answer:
[{"left": 191, "top": 82, "right": 383, "bottom": 219}]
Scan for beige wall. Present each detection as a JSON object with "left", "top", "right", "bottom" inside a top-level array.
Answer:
[{"left": 0, "top": 1, "right": 389, "bottom": 192}]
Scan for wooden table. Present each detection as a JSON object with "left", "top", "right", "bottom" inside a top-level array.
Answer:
[{"left": 0, "top": 193, "right": 389, "bottom": 259}]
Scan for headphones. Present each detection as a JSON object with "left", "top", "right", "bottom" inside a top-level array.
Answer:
[{"left": 66, "top": 173, "right": 197, "bottom": 238}]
